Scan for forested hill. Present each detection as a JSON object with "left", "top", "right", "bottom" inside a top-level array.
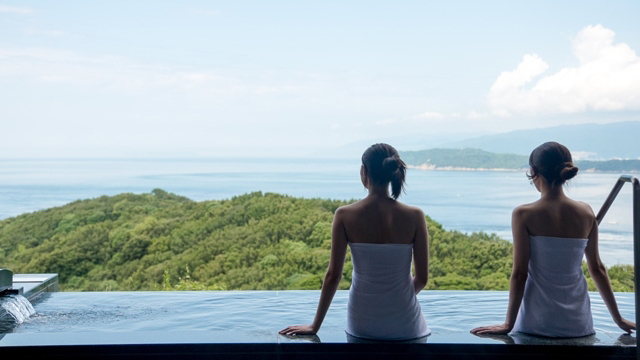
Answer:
[
  {"left": 0, "top": 190, "right": 633, "bottom": 291},
  {"left": 400, "top": 148, "right": 640, "bottom": 172},
  {"left": 400, "top": 148, "right": 528, "bottom": 169}
]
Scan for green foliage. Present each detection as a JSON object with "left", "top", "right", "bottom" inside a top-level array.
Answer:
[
  {"left": 576, "top": 159, "right": 640, "bottom": 172},
  {"left": 400, "top": 148, "right": 528, "bottom": 169},
  {"left": 427, "top": 219, "right": 513, "bottom": 290},
  {"left": 0, "top": 190, "right": 633, "bottom": 291},
  {"left": 582, "top": 263, "right": 634, "bottom": 292},
  {"left": 162, "top": 268, "right": 226, "bottom": 291}
]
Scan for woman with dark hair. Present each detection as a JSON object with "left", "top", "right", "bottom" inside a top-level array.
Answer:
[
  {"left": 472, "top": 142, "right": 635, "bottom": 337},
  {"left": 280, "top": 143, "right": 430, "bottom": 340}
]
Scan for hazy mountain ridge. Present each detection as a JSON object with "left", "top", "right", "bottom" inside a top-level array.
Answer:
[
  {"left": 400, "top": 148, "right": 640, "bottom": 172},
  {"left": 327, "top": 122, "right": 640, "bottom": 160},
  {"left": 439, "top": 122, "right": 640, "bottom": 160}
]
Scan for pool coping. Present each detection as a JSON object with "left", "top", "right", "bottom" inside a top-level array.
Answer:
[
  {"left": 0, "top": 342, "right": 636, "bottom": 360},
  {"left": 12, "top": 273, "right": 58, "bottom": 302}
]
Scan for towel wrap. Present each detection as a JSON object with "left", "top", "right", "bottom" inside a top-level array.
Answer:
[
  {"left": 346, "top": 243, "right": 430, "bottom": 340},
  {"left": 513, "top": 235, "right": 595, "bottom": 337}
]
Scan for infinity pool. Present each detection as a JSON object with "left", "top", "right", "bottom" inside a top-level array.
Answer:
[{"left": 0, "top": 290, "right": 636, "bottom": 346}]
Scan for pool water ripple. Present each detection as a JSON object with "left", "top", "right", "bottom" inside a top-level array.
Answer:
[{"left": 1, "top": 290, "right": 635, "bottom": 346}]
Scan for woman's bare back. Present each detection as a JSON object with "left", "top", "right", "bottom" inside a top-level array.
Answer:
[
  {"left": 517, "top": 197, "right": 595, "bottom": 239},
  {"left": 337, "top": 197, "right": 423, "bottom": 244}
]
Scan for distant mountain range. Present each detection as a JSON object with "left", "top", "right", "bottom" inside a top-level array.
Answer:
[
  {"left": 399, "top": 148, "right": 640, "bottom": 172},
  {"left": 318, "top": 130, "right": 485, "bottom": 159},
  {"left": 325, "top": 121, "right": 640, "bottom": 160},
  {"left": 438, "top": 121, "right": 640, "bottom": 160}
]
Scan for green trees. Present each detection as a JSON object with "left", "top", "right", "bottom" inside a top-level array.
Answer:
[
  {"left": 400, "top": 148, "right": 529, "bottom": 169},
  {"left": 0, "top": 190, "right": 633, "bottom": 292}
]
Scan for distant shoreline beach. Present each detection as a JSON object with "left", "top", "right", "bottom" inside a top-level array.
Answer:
[
  {"left": 407, "top": 164, "right": 639, "bottom": 173},
  {"left": 407, "top": 164, "right": 525, "bottom": 172}
]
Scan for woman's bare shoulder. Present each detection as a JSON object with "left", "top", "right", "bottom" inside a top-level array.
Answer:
[
  {"left": 570, "top": 199, "right": 596, "bottom": 219},
  {"left": 512, "top": 202, "right": 537, "bottom": 218},
  {"left": 334, "top": 200, "right": 364, "bottom": 217},
  {"left": 394, "top": 201, "right": 426, "bottom": 219}
]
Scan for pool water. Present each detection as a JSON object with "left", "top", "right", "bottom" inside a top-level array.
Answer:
[{"left": 0, "top": 291, "right": 636, "bottom": 346}]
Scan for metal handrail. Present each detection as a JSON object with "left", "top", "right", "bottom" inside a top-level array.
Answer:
[{"left": 596, "top": 175, "right": 639, "bottom": 358}]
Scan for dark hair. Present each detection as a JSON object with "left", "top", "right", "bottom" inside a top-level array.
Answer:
[
  {"left": 527, "top": 141, "right": 579, "bottom": 186},
  {"left": 362, "top": 143, "right": 407, "bottom": 200}
]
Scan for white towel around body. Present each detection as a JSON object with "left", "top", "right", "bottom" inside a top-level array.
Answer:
[
  {"left": 346, "top": 243, "right": 430, "bottom": 340},
  {"left": 513, "top": 235, "right": 595, "bottom": 338}
]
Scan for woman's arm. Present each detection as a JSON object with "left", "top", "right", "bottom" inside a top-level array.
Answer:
[
  {"left": 585, "top": 215, "right": 636, "bottom": 333},
  {"left": 413, "top": 209, "right": 429, "bottom": 294},
  {"left": 279, "top": 207, "right": 349, "bottom": 335},
  {"left": 471, "top": 206, "right": 530, "bottom": 335}
]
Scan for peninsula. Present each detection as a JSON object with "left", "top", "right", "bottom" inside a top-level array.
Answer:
[{"left": 399, "top": 148, "right": 640, "bottom": 173}]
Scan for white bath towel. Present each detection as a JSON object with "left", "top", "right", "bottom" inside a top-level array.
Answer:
[
  {"left": 513, "top": 235, "right": 595, "bottom": 337},
  {"left": 346, "top": 243, "right": 430, "bottom": 340}
]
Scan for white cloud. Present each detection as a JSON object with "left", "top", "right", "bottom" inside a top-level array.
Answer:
[
  {"left": 377, "top": 111, "right": 467, "bottom": 127},
  {"left": 255, "top": 85, "right": 299, "bottom": 95},
  {"left": 0, "top": 47, "right": 301, "bottom": 96},
  {"left": 375, "top": 118, "right": 398, "bottom": 125},
  {"left": 467, "top": 110, "right": 489, "bottom": 119},
  {"left": 488, "top": 24, "right": 640, "bottom": 116},
  {"left": 0, "top": 4, "right": 33, "bottom": 14},
  {"left": 412, "top": 111, "right": 444, "bottom": 119}
]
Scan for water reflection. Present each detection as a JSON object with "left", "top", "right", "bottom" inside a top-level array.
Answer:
[
  {"left": 279, "top": 333, "right": 431, "bottom": 344},
  {"left": 510, "top": 333, "right": 599, "bottom": 346},
  {"left": 10, "top": 290, "right": 635, "bottom": 347},
  {"left": 346, "top": 333, "right": 429, "bottom": 344},
  {"left": 279, "top": 334, "right": 321, "bottom": 343},
  {"left": 472, "top": 333, "right": 515, "bottom": 344},
  {"left": 614, "top": 334, "right": 636, "bottom": 346},
  {"left": 473, "top": 332, "right": 603, "bottom": 346}
]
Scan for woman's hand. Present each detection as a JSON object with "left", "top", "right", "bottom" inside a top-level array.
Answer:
[
  {"left": 616, "top": 318, "right": 636, "bottom": 334},
  {"left": 470, "top": 323, "right": 512, "bottom": 335},
  {"left": 279, "top": 324, "right": 317, "bottom": 336}
]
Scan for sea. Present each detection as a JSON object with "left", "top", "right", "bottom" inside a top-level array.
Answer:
[{"left": 0, "top": 158, "right": 635, "bottom": 266}]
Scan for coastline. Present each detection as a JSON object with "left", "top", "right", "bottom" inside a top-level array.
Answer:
[
  {"left": 407, "top": 164, "right": 526, "bottom": 172},
  {"left": 407, "top": 164, "right": 639, "bottom": 173}
]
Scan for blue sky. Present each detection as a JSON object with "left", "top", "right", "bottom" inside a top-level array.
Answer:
[{"left": 1, "top": 1, "right": 639, "bottom": 157}]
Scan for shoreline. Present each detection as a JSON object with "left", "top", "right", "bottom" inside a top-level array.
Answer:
[
  {"left": 407, "top": 164, "right": 525, "bottom": 172},
  {"left": 407, "top": 164, "right": 639, "bottom": 173}
]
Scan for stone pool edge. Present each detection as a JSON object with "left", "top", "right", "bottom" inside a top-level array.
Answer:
[{"left": 0, "top": 342, "right": 636, "bottom": 360}]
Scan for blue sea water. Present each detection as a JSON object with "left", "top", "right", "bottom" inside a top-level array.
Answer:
[{"left": 0, "top": 158, "right": 635, "bottom": 265}]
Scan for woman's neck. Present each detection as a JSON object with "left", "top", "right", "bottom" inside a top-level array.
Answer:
[
  {"left": 366, "top": 185, "right": 390, "bottom": 199},
  {"left": 540, "top": 183, "right": 565, "bottom": 200}
]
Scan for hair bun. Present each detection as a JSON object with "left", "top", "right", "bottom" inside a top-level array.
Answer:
[
  {"left": 382, "top": 156, "right": 399, "bottom": 173},
  {"left": 559, "top": 162, "right": 579, "bottom": 180},
  {"left": 361, "top": 143, "right": 407, "bottom": 200}
]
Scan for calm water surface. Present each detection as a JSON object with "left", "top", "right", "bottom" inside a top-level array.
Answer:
[
  {"left": 0, "top": 291, "right": 634, "bottom": 346},
  {"left": 0, "top": 158, "right": 635, "bottom": 265}
]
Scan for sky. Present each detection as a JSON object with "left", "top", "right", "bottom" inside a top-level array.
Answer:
[{"left": 1, "top": 1, "right": 639, "bottom": 158}]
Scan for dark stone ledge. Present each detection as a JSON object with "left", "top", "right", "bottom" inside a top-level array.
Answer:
[{"left": 0, "top": 342, "right": 636, "bottom": 360}]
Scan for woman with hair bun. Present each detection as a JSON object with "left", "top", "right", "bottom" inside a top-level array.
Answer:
[
  {"left": 280, "top": 143, "right": 430, "bottom": 340},
  {"left": 472, "top": 142, "right": 635, "bottom": 337}
]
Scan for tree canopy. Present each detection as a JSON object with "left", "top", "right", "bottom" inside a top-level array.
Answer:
[{"left": 0, "top": 190, "right": 632, "bottom": 291}]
